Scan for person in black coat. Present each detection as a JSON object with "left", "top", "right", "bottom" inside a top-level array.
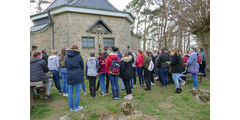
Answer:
[
  {"left": 30, "top": 50, "right": 52, "bottom": 99},
  {"left": 119, "top": 51, "right": 134, "bottom": 100},
  {"left": 170, "top": 48, "right": 183, "bottom": 93},
  {"left": 42, "top": 48, "right": 48, "bottom": 66}
]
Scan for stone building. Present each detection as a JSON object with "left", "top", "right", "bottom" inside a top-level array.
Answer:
[{"left": 30, "top": 0, "right": 141, "bottom": 59}]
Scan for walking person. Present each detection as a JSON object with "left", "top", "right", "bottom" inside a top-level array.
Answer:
[
  {"left": 156, "top": 48, "right": 170, "bottom": 87},
  {"left": 48, "top": 50, "right": 63, "bottom": 94},
  {"left": 105, "top": 47, "right": 121, "bottom": 100},
  {"left": 97, "top": 52, "right": 107, "bottom": 96},
  {"left": 170, "top": 48, "right": 183, "bottom": 93},
  {"left": 60, "top": 48, "right": 68, "bottom": 96},
  {"left": 136, "top": 50, "right": 144, "bottom": 87},
  {"left": 65, "top": 45, "right": 84, "bottom": 112},
  {"left": 143, "top": 51, "right": 152, "bottom": 91},
  {"left": 120, "top": 51, "right": 134, "bottom": 100},
  {"left": 186, "top": 47, "right": 200, "bottom": 89},
  {"left": 86, "top": 53, "right": 99, "bottom": 98}
]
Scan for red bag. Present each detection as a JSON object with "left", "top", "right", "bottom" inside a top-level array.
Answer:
[{"left": 197, "top": 55, "right": 202, "bottom": 63}]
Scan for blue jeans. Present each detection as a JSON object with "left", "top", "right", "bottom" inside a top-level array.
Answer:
[
  {"left": 67, "top": 83, "right": 81, "bottom": 110},
  {"left": 120, "top": 78, "right": 125, "bottom": 89},
  {"left": 136, "top": 67, "right": 144, "bottom": 85},
  {"left": 172, "top": 73, "right": 180, "bottom": 88},
  {"left": 81, "top": 83, "right": 86, "bottom": 93},
  {"left": 178, "top": 74, "right": 185, "bottom": 82},
  {"left": 60, "top": 68, "right": 67, "bottom": 94},
  {"left": 159, "top": 68, "right": 169, "bottom": 86},
  {"left": 108, "top": 74, "right": 119, "bottom": 98},
  {"left": 130, "top": 79, "right": 134, "bottom": 88},
  {"left": 99, "top": 73, "right": 106, "bottom": 93},
  {"left": 50, "top": 70, "right": 62, "bottom": 91},
  {"left": 192, "top": 73, "right": 198, "bottom": 88}
]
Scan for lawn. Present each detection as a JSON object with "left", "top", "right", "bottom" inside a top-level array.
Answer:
[{"left": 30, "top": 77, "right": 210, "bottom": 120}]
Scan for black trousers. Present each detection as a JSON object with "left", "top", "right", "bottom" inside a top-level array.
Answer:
[
  {"left": 144, "top": 69, "right": 151, "bottom": 90},
  {"left": 133, "top": 67, "right": 137, "bottom": 85},
  {"left": 123, "top": 78, "right": 132, "bottom": 95},
  {"left": 151, "top": 70, "right": 155, "bottom": 83},
  {"left": 106, "top": 73, "right": 110, "bottom": 92},
  {"left": 88, "top": 76, "right": 96, "bottom": 97},
  {"left": 96, "top": 79, "right": 100, "bottom": 91}
]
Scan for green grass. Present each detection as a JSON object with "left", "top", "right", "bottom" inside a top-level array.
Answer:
[{"left": 30, "top": 77, "right": 210, "bottom": 120}]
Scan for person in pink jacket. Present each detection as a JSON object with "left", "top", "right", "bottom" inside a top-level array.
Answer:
[{"left": 136, "top": 50, "right": 144, "bottom": 87}]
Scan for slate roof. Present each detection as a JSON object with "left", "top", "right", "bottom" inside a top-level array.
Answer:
[
  {"left": 45, "top": 0, "right": 119, "bottom": 12},
  {"left": 31, "top": 23, "right": 50, "bottom": 32}
]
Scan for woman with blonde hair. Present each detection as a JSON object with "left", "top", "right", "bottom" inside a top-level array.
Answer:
[
  {"left": 48, "top": 50, "right": 62, "bottom": 94},
  {"left": 170, "top": 48, "right": 183, "bottom": 93}
]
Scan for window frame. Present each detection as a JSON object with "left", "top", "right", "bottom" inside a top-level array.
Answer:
[
  {"left": 82, "top": 37, "right": 95, "bottom": 48},
  {"left": 103, "top": 38, "right": 115, "bottom": 48}
]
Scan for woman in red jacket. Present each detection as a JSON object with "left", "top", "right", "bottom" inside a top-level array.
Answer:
[{"left": 136, "top": 50, "right": 144, "bottom": 87}]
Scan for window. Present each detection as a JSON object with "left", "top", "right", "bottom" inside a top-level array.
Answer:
[
  {"left": 82, "top": 37, "right": 95, "bottom": 48},
  {"left": 103, "top": 38, "right": 114, "bottom": 48}
]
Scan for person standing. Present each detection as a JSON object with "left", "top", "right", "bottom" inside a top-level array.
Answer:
[
  {"left": 86, "top": 53, "right": 99, "bottom": 98},
  {"left": 97, "top": 52, "right": 107, "bottom": 96},
  {"left": 60, "top": 48, "right": 68, "bottom": 97},
  {"left": 186, "top": 47, "right": 200, "bottom": 89},
  {"left": 156, "top": 48, "right": 170, "bottom": 87},
  {"left": 103, "top": 47, "right": 110, "bottom": 93},
  {"left": 120, "top": 51, "right": 134, "bottom": 100},
  {"left": 117, "top": 48, "right": 125, "bottom": 91},
  {"left": 130, "top": 50, "right": 137, "bottom": 88},
  {"left": 65, "top": 45, "right": 84, "bottom": 112},
  {"left": 199, "top": 48, "right": 206, "bottom": 76},
  {"left": 143, "top": 51, "right": 152, "bottom": 91},
  {"left": 105, "top": 47, "right": 121, "bottom": 100},
  {"left": 170, "top": 48, "right": 183, "bottom": 93},
  {"left": 48, "top": 50, "right": 62, "bottom": 94},
  {"left": 42, "top": 48, "right": 48, "bottom": 66},
  {"left": 136, "top": 50, "right": 144, "bottom": 87}
]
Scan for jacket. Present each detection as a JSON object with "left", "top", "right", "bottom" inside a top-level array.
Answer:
[
  {"left": 119, "top": 55, "right": 134, "bottom": 80},
  {"left": 143, "top": 55, "right": 151, "bottom": 70},
  {"left": 186, "top": 52, "right": 199, "bottom": 74},
  {"left": 85, "top": 57, "right": 99, "bottom": 77},
  {"left": 131, "top": 53, "right": 137, "bottom": 67},
  {"left": 200, "top": 52, "right": 205, "bottom": 61},
  {"left": 65, "top": 50, "right": 84, "bottom": 85},
  {"left": 42, "top": 52, "right": 48, "bottom": 66},
  {"left": 151, "top": 54, "right": 157, "bottom": 65},
  {"left": 48, "top": 55, "right": 60, "bottom": 71},
  {"left": 30, "top": 57, "right": 49, "bottom": 82},
  {"left": 136, "top": 53, "right": 144, "bottom": 67},
  {"left": 97, "top": 56, "right": 106, "bottom": 74},
  {"left": 105, "top": 52, "right": 120, "bottom": 74},
  {"left": 170, "top": 54, "right": 183, "bottom": 73},
  {"left": 184, "top": 55, "right": 189, "bottom": 63},
  {"left": 156, "top": 53, "right": 169, "bottom": 68}
]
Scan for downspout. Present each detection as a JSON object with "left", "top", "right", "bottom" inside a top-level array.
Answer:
[{"left": 48, "top": 11, "right": 54, "bottom": 50}]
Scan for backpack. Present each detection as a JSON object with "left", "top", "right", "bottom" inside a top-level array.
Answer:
[
  {"left": 197, "top": 55, "right": 202, "bottom": 64},
  {"left": 110, "top": 57, "right": 120, "bottom": 75},
  {"left": 148, "top": 60, "right": 154, "bottom": 71}
]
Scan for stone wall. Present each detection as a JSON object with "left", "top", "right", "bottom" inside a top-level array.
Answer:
[
  {"left": 30, "top": 26, "right": 51, "bottom": 50},
  {"left": 131, "top": 35, "right": 141, "bottom": 51}
]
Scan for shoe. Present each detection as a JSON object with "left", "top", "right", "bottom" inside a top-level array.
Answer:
[
  {"left": 145, "top": 88, "right": 150, "bottom": 91},
  {"left": 106, "top": 91, "right": 109, "bottom": 94},
  {"left": 175, "top": 88, "right": 181, "bottom": 94},
  {"left": 83, "top": 92, "right": 87, "bottom": 96},
  {"left": 115, "top": 97, "right": 119, "bottom": 100},
  {"left": 74, "top": 106, "right": 83, "bottom": 112},
  {"left": 65, "top": 94, "right": 68, "bottom": 97},
  {"left": 70, "top": 109, "right": 74, "bottom": 112},
  {"left": 44, "top": 95, "right": 52, "bottom": 99},
  {"left": 151, "top": 82, "right": 156, "bottom": 85},
  {"left": 100, "top": 92, "right": 106, "bottom": 96},
  {"left": 58, "top": 90, "right": 63, "bottom": 95},
  {"left": 179, "top": 88, "right": 182, "bottom": 92}
]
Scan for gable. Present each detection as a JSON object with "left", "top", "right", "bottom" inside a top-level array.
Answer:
[{"left": 87, "top": 18, "right": 113, "bottom": 34}]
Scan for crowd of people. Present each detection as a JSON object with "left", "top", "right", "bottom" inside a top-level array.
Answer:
[{"left": 30, "top": 44, "right": 206, "bottom": 111}]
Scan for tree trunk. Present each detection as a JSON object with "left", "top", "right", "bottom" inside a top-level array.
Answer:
[
  {"left": 143, "top": 15, "right": 147, "bottom": 51},
  {"left": 196, "top": 30, "right": 210, "bottom": 74}
]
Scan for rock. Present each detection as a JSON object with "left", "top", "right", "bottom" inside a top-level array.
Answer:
[
  {"left": 120, "top": 102, "right": 136, "bottom": 115},
  {"left": 192, "top": 88, "right": 210, "bottom": 103}
]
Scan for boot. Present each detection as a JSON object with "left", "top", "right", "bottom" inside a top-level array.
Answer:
[
  {"left": 179, "top": 88, "right": 182, "bottom": 92},
  {"left": 175, "top": 88, "right": 181, "bottom": 94}
]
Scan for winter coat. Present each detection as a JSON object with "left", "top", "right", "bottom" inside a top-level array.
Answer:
[
  {"left": 170, "top": 54, "right": 183, "bottom": 73},
  {"left": 200, "top": 52, "right": 205, "bottom": 61},
  {"left": 136, "top": 53, "right": 144, "bottom": 67},
  {"left": 105, "top": 52, "right": 120, "bottom": 74},
  {"left": 186, "top": 52, "right": 199, "bottom": 74},
  {"left": 85, "top": 57, "right": 99, "bottom": 77},
  {"left": 65, "top": 50, "right": 84, "bottom": 85},
  {"left": 143, "top": 55, "right": 151, "bottom": 70},
  {"left": 30, "top": 57, "right": 49, "bottom": 82},
  {"left": 119, "top": 55, "right": 134, "bottom": 80},
  {"left": 42, "top": 52, "right": 48, "bottom": 65},
  {"left": 117, "top": 51, "right": 123, "bottom": 58},
  {"left": 156, "top": 53, "right": 169, "bottom": 69},
  {"left": 97, "top": 57, "right": 106, "bottom": 74},
  {"left": 48, "top": 55, "right": 60, "bottom": 71}
]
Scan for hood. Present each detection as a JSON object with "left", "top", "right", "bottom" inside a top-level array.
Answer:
[
  {"left": 31, "top": 57, "right": 42, "bottom": 63},
  {"left": 109, "top": 52, "right": 119, "bottom": 60},
  {"left": 67, "top": 50, "right": 79, "bottom": 57},
  {"left": 121, "top": 55, "right": 132, "bottom": 62},
  {"left": 87, "top": 57, "right": 96, "bottom": 62},
  {"left": 48, "top": 55, "right": 58, "bottom": 60}
]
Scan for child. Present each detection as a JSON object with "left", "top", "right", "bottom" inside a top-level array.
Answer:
[{"left": 86, "top": 53, "right": 100, "bottom": 98}]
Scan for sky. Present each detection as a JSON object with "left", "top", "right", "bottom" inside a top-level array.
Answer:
[{"left": 108, "top": 0, "right": 132, "bottom": 11}]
